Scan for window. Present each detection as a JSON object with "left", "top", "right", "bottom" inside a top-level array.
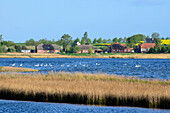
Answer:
[
  {"left": 48, "top": 50, "right": 50, "bottom": 53},
  {"left": 149, "top": 45, "right": 151, "bottom": 47},
  {"left": 52, "top": 50, "right": 54, "bottom": 53},
  {"left": 44, "top": 51, "right": 46, "bottom": 53},
  {"left": 39, "top": 50, "right": 41, "bottom": 53},
  {"left": 113, "top": 49, "right": 115, "bottom": 52}
]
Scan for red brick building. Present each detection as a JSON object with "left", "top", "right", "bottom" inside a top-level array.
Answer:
[
  {"left": 77, "top": 45, "right": 95, "bottom": 53},
  {"left": 36, "top": 44, "right": 60, "bottom": 53},
  {"left": 139, "top": 43, "right": 156, "bottom": 53},
  {"left": 111, "top": 42, "right": 134, "bottom": 53}
]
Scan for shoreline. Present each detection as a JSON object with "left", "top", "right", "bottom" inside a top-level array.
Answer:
[
  {"left": 0, "top": 53, "right": 170, "bottom": 59},
  {"left": 0, "top": 72, "right": 169, "bottom": 109}
]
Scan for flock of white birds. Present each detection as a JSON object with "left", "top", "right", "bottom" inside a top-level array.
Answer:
[{"left": 11, "top": 62, "right": 141, "bottom": 68}]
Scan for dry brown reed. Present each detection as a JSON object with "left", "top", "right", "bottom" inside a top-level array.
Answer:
[
  {"left": 0, "top": 66, "right": 39, "bottom": 72},
  {"left": 0, "top": 71, "right": 169, "bottom": 109},
  {"left": 0, "top": 53, "right": 170, "bottom": 59}
]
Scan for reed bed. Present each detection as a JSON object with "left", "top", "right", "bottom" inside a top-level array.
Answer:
[
  {"left": 0, "top": 66, "right": 39, "bottom": 72},
  {"left": 0, "top": 72, "right": 170, "bottom": 109}
]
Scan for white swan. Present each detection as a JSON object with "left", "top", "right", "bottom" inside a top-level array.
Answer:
[
  {"left": 20, "top": 64, "right": 23, "bottom": 67},
  {"left": 135, "top": 65, "right": 141, "bottom": 67},
  {"left": 34, "top": 64, "right": 39, "bottom": 67},
  {"left": 49, "top": 64, "right": 53, "bottom": 67},
  {"left": 12, "top": 63, "right": 15, "bottom": 67},
  {"left": 96, "top": 63, "right": 100, "bottom": 66}
]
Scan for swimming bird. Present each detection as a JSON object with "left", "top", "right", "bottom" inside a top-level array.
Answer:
[
  {"left": 12, "top": 63, "right": 15, "bottom": 67},
  {"left": 135, "top": 65, "right": 141, "bottom": 68},
  {"left": 74, "top": 65, "right": 77, "bottom": 67},
  {"left": 123, "top": 64, "right": 127, "bottom": 66},
  {"left": 20, "top": 64, "right": 23, "bottom": 67},
  {"left": 44, "top": 64, "right": 48, "bottom": 67},
  {"left": 61, "top": 64, "right": 64, "bottom": 67},
  {"left": 96, "top": 63, "right": 100, "bottom": 66},
  {"left": 34, "top": 64, "right": 39, "bottom": 67},
  {"left": 49, "top": 64, "right": 53, "bottom": 67},
  {"left": 40, "top": 63, "right": 43, "bottom": 67},
  {"left": 67, "top": 64, "right": 70, "bottom": 67},
  {"left": 82, "top": 64, "right": 86, "bottom": 67}
]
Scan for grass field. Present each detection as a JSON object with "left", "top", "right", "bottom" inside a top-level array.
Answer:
[{"left": 0, "top": 72, "right": 169, "bottom": 109}]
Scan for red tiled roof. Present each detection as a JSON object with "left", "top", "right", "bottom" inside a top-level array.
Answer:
[{"left": 140, "top": 43, "right": 156, "bottom": 48}]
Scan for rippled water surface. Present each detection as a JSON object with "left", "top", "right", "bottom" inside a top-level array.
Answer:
[
  {"left": 0, "top": 100, "right": 170, "bottom": 113},
  {"left": 0, "top": 58, "right": 169, "bottom": 79}
]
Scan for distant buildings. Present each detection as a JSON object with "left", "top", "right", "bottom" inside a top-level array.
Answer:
[
  {"left": 36, "top": 44, "right": 60, "bottom": 53},
  {"left": 111, "top": 42, "right": 134, "bottom": 53},
  {"left": 139, "top": 43, "right": 156, "bottom": 53},
  {"left": 21, "top": 46, "right": 35, "bottom": 53},
  {"left": 77, "top": 45, "right": 95, "bottom": 53}
]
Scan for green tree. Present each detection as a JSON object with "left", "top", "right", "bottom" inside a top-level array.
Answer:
[
  {"left": 60, "top": 34, "right": 72, "bottom": 52},
  {"left": 93, "top": 38, "right": 97, "bottom": 44},
  {"left": 103, "top": 39, "right": 107, "bottom": 43},
  {"left": 112, "top": 37, "right": 118, "bottom": 43},
  {"left": 0, "top": 35, "right": 2, "bottom": 42},
  {"left": 15, "top": 45, "right": 22, "bottom": 52},
  {"left": 107, "top": 39, "right": 111, "bottom": 43},
  {"left": 166, "top": 37, "right": 170, "bottom": 39},
  {"left": 1, "top": 41, "right": 15, "bottom": 47},
  {"left": 118, "top": 37, "right": 123, "bottom": 43},
  {"left": 75, "top": 37, "right": 80, "bottom": 42},
  {"left": 152, "top": 32, "right": 160, "bottom": 39},
  {"left": 86, "top": 38, "right": 91, "bottom": 45},
  {"left": 155, "top": 38, "right": 161, "bottom": 48},
  {"left": 123, "top": 37, "right": 127, "bottom": 43},
  {"left": 161, "top": 46, "right": 166, "bottom": 53},
  {"left": 38, "top": 38, "right": 48, "bottom": 44},
  {"left": 126, "top": 34, "right": 146, "bottom": 48},
  {"left": 2, "top": 45, "right": 8, "bottom": 52},
  {"left": 70, "top": 46, "right": 81, "bottom": 53},
  {"left": 148, "top": 47, "right": 154, "bottom": 53},
  {"left": 97, "top": 37, "right": 102, "bottom": 43},
  {"left": 8, "top": 46, "right": 16, "bottom": 52},
  {"left": 25, "top": 38, "right": 37, "bottom": 46},
  {"left": 88, "top": 47, "right": 93, "bottom": 55},
  {"left": 81, "top": 38, "right": 85, "bottom": 45},
  {"left": 82, "top": 32, "right": 88, "bottom": 43}
]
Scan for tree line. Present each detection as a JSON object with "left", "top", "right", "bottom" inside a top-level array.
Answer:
[{"left": 0, "top": 32, "right": 170, "bottom": 53}]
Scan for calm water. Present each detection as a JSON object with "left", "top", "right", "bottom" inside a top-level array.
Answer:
[
  {"left": 0, "top": 100, "right": 170, "bottom": 113},
  {"left": 0, "top": 58, "right": 169, "bottom": 79}
]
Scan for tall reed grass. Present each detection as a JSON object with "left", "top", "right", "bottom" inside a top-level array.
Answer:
[{"left": 0, "top": 72, "right": 169, "bottom": 109}]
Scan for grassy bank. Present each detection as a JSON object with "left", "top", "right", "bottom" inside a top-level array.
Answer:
[
  {"left": 0, "top": 53, "right": 170, "bottom": 59},
  {"left": 0, "top": 66, "right": 39, "bottom": 72},
  {"left": 0, "top": 72, "right": 169, "bottom": 109}
]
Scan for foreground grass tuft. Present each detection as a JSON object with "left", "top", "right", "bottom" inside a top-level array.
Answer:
[{"left": 0, "top": 72, "right": 169, "bottom": 109}]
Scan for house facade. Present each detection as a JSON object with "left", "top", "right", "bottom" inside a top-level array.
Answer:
[
  {"left": 36, "top": 44, "right": 60, "bottom": 53},
  {"left": 21, "top": 46, "right": 35, "bottom": 53},
  {"left": 139, "top": 43, "right": 156, "bottom": 53},
  {"left": 111, "top": 42, "right": 134, "bottom": 53},
  {"left": 77, "top": 45, "right": 95, "bottom": 53}
]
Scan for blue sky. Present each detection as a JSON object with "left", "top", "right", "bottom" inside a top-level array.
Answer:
[{"left": 0, "top": 0, "right": 170, "bottom": 43}]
